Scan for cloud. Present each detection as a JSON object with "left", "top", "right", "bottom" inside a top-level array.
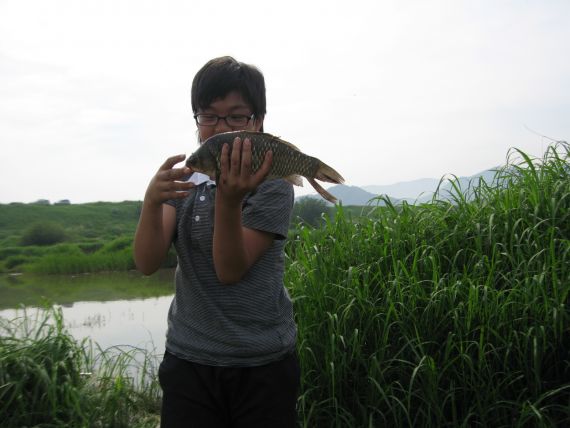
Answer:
[
  {"left": 0, "top": 53, "right": 192, "bottom": 203},
  {"left": 1, "top": 0, "right": 569, "bottom": 202}
]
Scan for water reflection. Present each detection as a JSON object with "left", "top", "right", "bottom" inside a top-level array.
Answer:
[
  {"left": 0, "top": 270, "right": 175, "bottom": 360},
  {"left": 0, "top": 269, "right": 175, "bottom": 310},
  {"left": 0, "top": 296, "right": 173, "bottom": 359}
]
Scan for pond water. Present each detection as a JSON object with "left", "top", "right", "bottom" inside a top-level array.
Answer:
[{"left": 0, "top": 269, "right": 176, "bottom": 361}]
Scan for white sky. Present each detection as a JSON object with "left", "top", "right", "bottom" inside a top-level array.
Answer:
[{"left": 1, "top": 0, "right": 569, "bottom": 203}]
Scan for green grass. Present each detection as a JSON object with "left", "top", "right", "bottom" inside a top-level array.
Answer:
[
  {"left": 0, "top": 234, "right": 178, "bottom": 275},
  {"left": 0, "top": 201, "right": 156, "bottom": 274},
  {"left": 0, "top": 306, "right": 161, "bottom": 428},
  {"left": 287, "top": 143, "right": 570, "bottom": 427},
  {"left": 0, "top": 201, "right": 142, "bottom": 244}
]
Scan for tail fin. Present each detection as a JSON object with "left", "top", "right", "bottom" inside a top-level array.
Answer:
[
  {"left": 308, "top": 178, "right": 338, "bottom": 204},
  {"left": 315, "top": 161, "right": 344, "bottom": 184}
]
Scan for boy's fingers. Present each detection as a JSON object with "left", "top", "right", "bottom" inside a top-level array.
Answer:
[
  {"left": 220, "top": 143, "right": 230, "bottom": 179},
  {"left": 158, "top": 167, "right": 189, "bottom": 182},
  {"left": 160, "top": 154, "right": 186, "bottom": 171},
  {"left": 241, "top": 138, "right": 252, "bottom": 178},
  {"left": 164, "top": 190, "right": 190, "bottom": 200},
  {"left": 230, "top": 138, "right": 242, "bottom": 176},
  {"left": 171, "top": 167, "right": 192, "bottom": 180},
  {"left": 157, "top": 181, "right": 194, "bottom": 199},
  {"left": 171, "top": 181, "right": 195, "bottom": 191}
]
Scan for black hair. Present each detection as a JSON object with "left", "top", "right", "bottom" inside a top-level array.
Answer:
[{"left": 191, "top": 56, "right": 267, "bottom": 122}]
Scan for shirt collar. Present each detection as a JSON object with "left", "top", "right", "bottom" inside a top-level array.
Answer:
[{"left": 188, "top": 172, "right": 216, "bottom": 186}]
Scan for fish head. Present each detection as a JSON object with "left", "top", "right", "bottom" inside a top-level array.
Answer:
[{"left": 186, "top": 146, "right": 218, "bottom": 177}]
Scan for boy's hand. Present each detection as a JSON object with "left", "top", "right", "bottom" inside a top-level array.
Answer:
[
  {"left": 217, "top": 137, "right": 272, "bottom": 204},
  {"left": 144, "top": 154, "right": 194, "bottom": 207}
]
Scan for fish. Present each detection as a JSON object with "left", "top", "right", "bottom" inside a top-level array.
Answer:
[{"left": 186, "top": 131, "right": 345, "bottom": 203}]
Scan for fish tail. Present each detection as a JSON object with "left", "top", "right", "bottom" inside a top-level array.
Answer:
[
  {"left": 315, "top": 161, "right": 345, "bottom": 184},
  {"left": 308, "top": 178, "right": 337, "bottom": 204}
]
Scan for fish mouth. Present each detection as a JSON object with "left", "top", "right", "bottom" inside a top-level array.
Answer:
[
  {"left": 185, "top": 155, "right": 196, "bottom": 169},
  {"left": 185, "top": 155, "right": 209, "bottom": 176}
]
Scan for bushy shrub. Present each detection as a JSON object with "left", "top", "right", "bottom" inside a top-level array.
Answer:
[
  {"left": 100, "top": 236, "right": 132, "bottom": 253},
  {"left": 4, "top": 255, "right": 30, "bottom": 270},
  {"left": 20, "top": 222, "right": 66, "bottom": 246},
  {"left": 78, "top": 241, "right": 104, "bottom": 254},
  {"left": 0, "top": 247, "right": 23, "bottom": 261},
  {"left": 27, "top": 240, "right": 135, "bottom": 274},
  {"left": 292, "top": 197, "right": 330, "bottom": 227}
]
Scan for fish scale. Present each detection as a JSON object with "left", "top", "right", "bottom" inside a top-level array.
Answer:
[{"left": 186, "top": 131, "right": 344, "bottom": 203}]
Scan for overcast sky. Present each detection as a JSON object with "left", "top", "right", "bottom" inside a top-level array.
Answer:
[{"left": 1, "top": 0, "right": 569, "bottom": 203}]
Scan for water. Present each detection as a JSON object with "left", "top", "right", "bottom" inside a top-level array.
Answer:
[
  {"left": 0, "top": 269, "right": 175, "bottom": 361},
  {"left": 1, "top": 297, "right": 172, "bottom": 358}
]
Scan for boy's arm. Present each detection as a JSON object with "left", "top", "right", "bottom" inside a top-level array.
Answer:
[
  {"left": 134, "top": 155, "right": 194, "bottom": 275},
  {"left": 213, "top": 137, "right": 274, "bottom": 284},
  {"left": 134, "top": 203, "right": 177, "bottom": 275},
  {"left": 213, "top": 195, "right": 274, "bottom": 284}
]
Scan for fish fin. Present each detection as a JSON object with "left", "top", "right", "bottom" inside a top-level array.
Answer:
[
  {"left": 270, "top": 135, "right": 302, "bottom": 152},
  {"left": 315, "top": 161, "right": 345, "bottom": 184},
  {"left": 284, "top": 174, "right": 303, "bottom": 187},
  {"left": 308, "top": 178, "right": 337, "bottom": 204}
]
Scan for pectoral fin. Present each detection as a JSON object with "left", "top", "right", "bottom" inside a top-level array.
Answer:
[{"left": 284, "top": 174, "right": 304, "bottom": 186}]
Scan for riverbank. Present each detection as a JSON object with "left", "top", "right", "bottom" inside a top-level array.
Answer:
[
  {"left": 0, "top": 306, "right": 162, "bottom": 427},
  {"left": 0, "top": 268, "right": 175, "bottom": 310}
]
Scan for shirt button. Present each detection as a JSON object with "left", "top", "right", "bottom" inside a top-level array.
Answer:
[
  {"left": 199, "top": 195, "right": 205, "bottom": 201},
  {"left": 194, "top": 215, "right": 200, "bottom": 222}
]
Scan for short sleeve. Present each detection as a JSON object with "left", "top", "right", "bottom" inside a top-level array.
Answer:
[
  {"left": 241, "top": 179, "right": 294, "bottom": 240},
  {"left": 165, "top": 199, "right": 178, "bottom": 208}
]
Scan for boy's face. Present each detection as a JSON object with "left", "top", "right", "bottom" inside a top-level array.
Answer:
[{"left": 196, "top": 90, "right": 263, "bottom": 143}]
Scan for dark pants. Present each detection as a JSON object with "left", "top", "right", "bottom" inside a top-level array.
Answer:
[{"left": 158, "top": 351, "right": 300, "bottom": 428}]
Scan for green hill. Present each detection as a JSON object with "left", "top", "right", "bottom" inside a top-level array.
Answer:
[
  {"left": 0, "top": 201, "right": 145, "bottom": 273},
  {"left": 0, "top": 201, "right": 142, "bottom": 245}
]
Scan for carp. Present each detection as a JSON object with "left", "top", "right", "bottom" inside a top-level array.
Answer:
[{"left": 186, "top": 131, "right": 344, "bottom": 203}]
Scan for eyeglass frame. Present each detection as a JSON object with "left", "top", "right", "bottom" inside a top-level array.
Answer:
[{"left": 193, "top": 113, "right": 255, "bottom": 127}]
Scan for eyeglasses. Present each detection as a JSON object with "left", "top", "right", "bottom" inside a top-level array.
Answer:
[{"left": 193, "top": 113, "right": 255, "bottom": 127}]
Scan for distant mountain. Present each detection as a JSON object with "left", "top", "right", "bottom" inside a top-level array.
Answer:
[
  {"left": 425, "top": 168, "right": 503, "bottom": 202},
  {"left": 328, "top": 185, "right": 389, "bottom": 206},
  {"left": 297, "top": 167, "right": 503, "bottom": 206},
  {"left": 296, "top": 185, "right": 399, "bottom": 206},
  {"left": 362, "top": 178, "right": 439, "bottom": 202},
  {"left": 362, "top": 178, "right": 441, "bottom": 200},
  {"left": 363, "top": 168, "right": 502, "bottom": 202}
]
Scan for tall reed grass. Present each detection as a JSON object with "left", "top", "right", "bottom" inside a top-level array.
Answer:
[
  {"left": 287, "top": 143, "right": 570, "bottom": 427},
  {"left": 0, "top": 306, "right": 161, "bottom": 427}
]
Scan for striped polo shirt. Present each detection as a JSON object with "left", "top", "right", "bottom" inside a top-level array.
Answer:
[{"left": 164, "top": 176, "right": 296, "bottom": 367}]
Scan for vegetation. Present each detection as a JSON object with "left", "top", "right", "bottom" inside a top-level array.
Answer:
[
  {"left": 0, "top": 201, "right": 181, "bottom": 274},
  {"left": 0, "top": 306, "right": 161, "bottom": 427},
  {"left": 0, "top": 143, "right": 569, "bottom": 426},
  {"left": 0, "top": 201, "right": 142, "bottom": 244},
  {"left": 287, "top": 143, "right": 570, "bottom": 426},
  {"left": 20, "top": 221, "right": 67, "bottom": 246},
  {"left": 292, "top": 196, "right": 330, "bottom": 227},
  {"left": 0, "top": 197, "right": 351, "bottom": 274}
]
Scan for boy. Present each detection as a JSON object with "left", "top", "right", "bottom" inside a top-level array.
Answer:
[{"left": 134, "top": 56, "right": 299, "bottom": 427}]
